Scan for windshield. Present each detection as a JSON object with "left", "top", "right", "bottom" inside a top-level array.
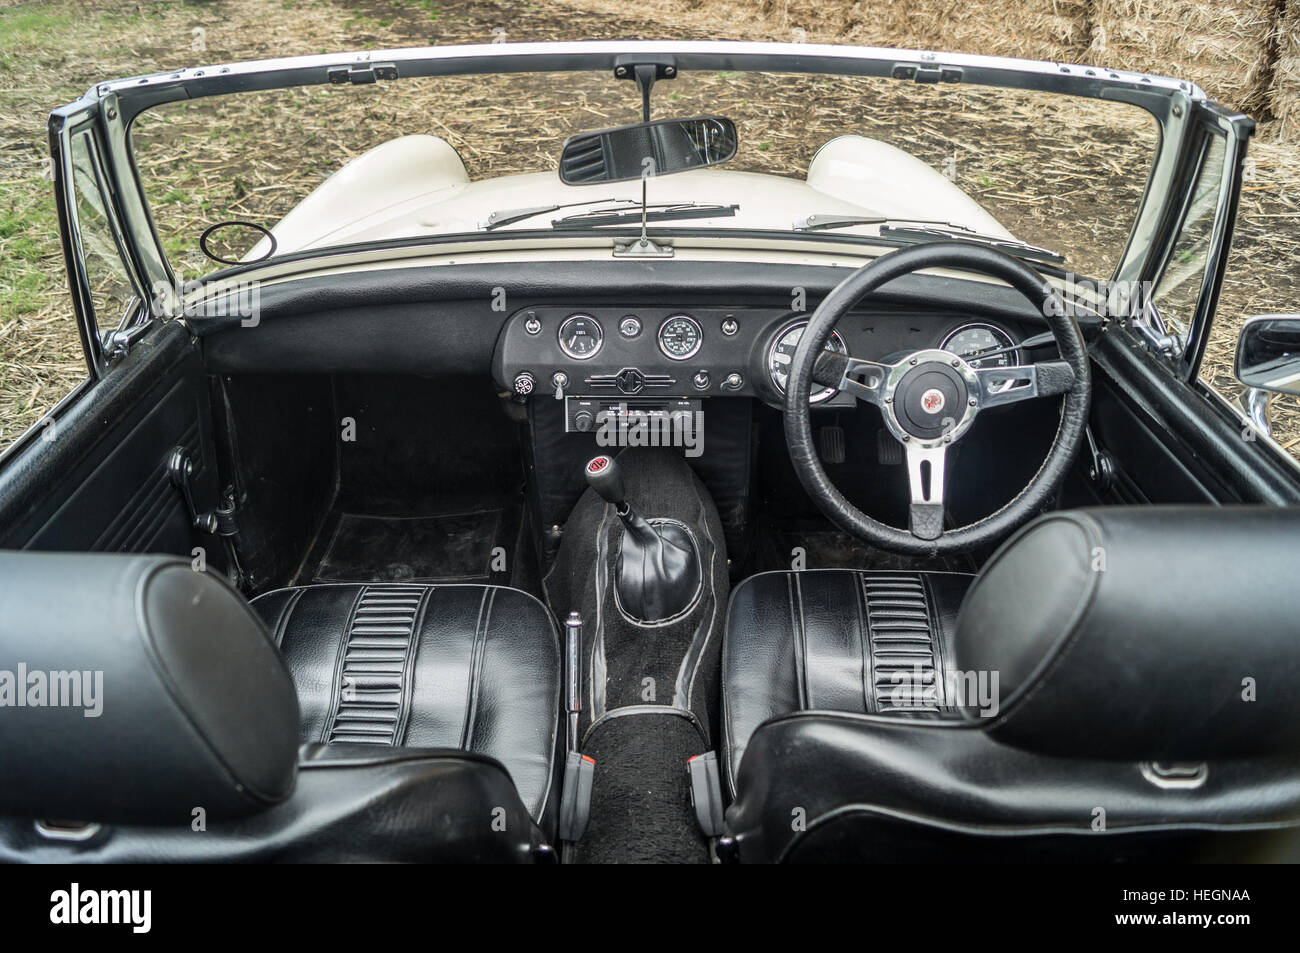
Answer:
[{"left": 129, "top": 67, "right": 1159, "bottom": 281}]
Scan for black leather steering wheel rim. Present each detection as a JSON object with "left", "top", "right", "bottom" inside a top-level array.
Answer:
[{"left": 784, "top": 241, "right": 1091, "bottom": 556}]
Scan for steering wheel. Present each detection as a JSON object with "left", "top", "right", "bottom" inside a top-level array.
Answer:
[{"left": 785, "top": 241, "right": 1091, "bottom": 555}]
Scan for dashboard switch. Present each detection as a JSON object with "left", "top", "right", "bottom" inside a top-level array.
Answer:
[
  {"left": 551, "top": 371, "right": 569, "bottom": 400},
  {"left": 722, "top": 372, "right": 744, "bottom": 391},
  {"left": 692, "top": 370, "right": 711, "bottom": 390}
]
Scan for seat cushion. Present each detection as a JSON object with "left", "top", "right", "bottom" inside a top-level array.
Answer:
[
  {"left": 722, "top": 569, "right": 973, "bottom": 796},
  {"left": 252, "top": 583, "right": 561, "bottom": 823}
]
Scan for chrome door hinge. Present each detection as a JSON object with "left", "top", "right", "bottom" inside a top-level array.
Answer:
[
  {"left": 100, "top": 321, "right": 152, "bottom": 363},
  {"left": 1128, "top": 298, "right": 1184, "bottom": 360}
]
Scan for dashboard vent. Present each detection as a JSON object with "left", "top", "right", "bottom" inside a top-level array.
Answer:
[
  {"left": 862, "top": 574, "right": 947, "bottom": 714},
  {"left": 561, "top": 135, "right": 608, "bottom": 184}
]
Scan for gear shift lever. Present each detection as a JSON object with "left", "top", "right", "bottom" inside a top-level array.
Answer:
[
  {"left": 585, "top": 455, "right": 629, "bottom": 514},
  {"left": 585, "top": 455, "right": 701, "bottom": 623}
]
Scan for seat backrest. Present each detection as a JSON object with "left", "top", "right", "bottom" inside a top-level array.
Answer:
[
  {"left": 954, "top": 506, "right": 1300, "bottom": 760},
  {"left": 0, "top": 551, "right": 300, "bottom": 825}
]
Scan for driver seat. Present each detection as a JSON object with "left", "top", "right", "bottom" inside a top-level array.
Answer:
[{"left": 721, "top": 506, "right": 1300, "bottom": 862}]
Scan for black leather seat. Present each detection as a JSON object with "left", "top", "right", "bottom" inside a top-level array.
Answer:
[
  {"left": 0, "top": 554, "right": 561, "bottom": 862},
  {"left": 722, "top": 506, "right": 1300, "bottom": 863},
  {"left": 250, "top": 582, "right": 561, "bottom": 823}
]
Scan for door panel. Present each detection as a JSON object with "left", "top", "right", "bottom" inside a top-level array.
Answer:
[
  {"left": 0, "top": 321, "right": 223, "bottom": 561},
  {"left": 0, "top": 99, "right": 223, "bottom": 564},
  {"left": 1074, "top": 329, "right": 1300, "bottom": 507}
]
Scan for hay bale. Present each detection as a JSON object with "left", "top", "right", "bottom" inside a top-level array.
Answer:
[
  {"left": 767, "top": 0, "right": 1091, "bottom": 62},
  {"left": 1271, "top": 0, "right": 1300, "bottom": 136},
  {"left": 1087, "top": 0, "right": 1276, "bottom": 106},
  {"left": 730, "top": 1, "right": 1281, "bottom": 117}
]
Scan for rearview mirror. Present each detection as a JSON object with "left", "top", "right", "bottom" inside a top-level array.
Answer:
[
  {"left": 1235, "top": 315, "right": 1300, "bottom": 397},
  {"left": 559, "top": 116, "right": 737, "bottom": 185}
]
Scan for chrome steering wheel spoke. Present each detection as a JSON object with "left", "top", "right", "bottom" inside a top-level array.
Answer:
[
  {"left": 904, "top": 441, "right": 946, "bottom": 541},
  {"left": 811, "top": 350, "right": 889, "bottom": 405},
  {"left": 975, "top": 360, "right": 1075, "bottom": 408}
]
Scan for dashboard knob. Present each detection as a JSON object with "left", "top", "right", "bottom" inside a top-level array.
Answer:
[
  {"left": 513, "top": 372, "right": 535, "bottom": 401},
  {"left": 574, "top": 411, "right": 594, "bottom": 433}
]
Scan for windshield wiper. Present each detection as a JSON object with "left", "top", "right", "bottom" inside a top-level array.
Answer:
[
  {"left": 880, "top": 224, "right": 1064, "bottom": 265},
  {"left": 551, "top": 202, "right": 738, "bottom": 229},
  {"left": 483, "top": 197, "right": 637, "bottom": 231},
  {"left": 792, "top": 214, "right": 1064, "bottom": 265}
]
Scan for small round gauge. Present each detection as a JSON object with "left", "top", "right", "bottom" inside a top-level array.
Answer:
[
  {"left": 558, "top": 314, "right": 603, "bottom": 360},
  {"left": 658, "top": 315, "right": 703, "bottom": 361},
  {"left": 941, "top": 323, "right": 1020, "bottom": 369},
  {"left": 767, "top": 321, "right": 847, "bottom": 403}
]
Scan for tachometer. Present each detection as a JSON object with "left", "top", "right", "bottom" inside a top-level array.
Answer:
[
  {"left": 658, "top": 315, "right": 703, "bottom": 360},
  {"left": 941, "top": 323, "right": 1020, "bottom": 369},
  {"left": 768, "top": 321, "right": 847, "bottom": 403},
  {"left": 558, "top": 314, "right": 603, "bottom": 360}
]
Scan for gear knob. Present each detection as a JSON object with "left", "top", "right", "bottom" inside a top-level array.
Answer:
[{"left": 585, "top": 455, "right": 626, "bottom": 507}]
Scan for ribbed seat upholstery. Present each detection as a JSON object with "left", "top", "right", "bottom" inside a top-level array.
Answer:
[{"left": 252, "top": 582, "right": 562, "bottom": 824}]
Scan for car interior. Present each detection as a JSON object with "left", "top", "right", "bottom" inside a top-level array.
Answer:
[
  {"left": 4, "top": 47, "right": 1300, "bottom": 864},
  {"left": 3, "top": 234, "right": 1299, "bottom": 863}
]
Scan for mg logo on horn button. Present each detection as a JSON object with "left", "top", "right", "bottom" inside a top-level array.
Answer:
[{"left": 920, "top": 388, "right": 946, "bottom": 415}]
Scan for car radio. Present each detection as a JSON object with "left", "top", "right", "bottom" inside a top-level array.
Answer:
[{"left": 564, "top": 397, "right": 702, "bottom": 434}]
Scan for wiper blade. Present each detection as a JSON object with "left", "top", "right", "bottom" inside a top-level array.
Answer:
[
  {"left": 792, "top": 214, "right": 1064, "bottom": 265},
  {"left": 879, "top": 224, "right": 1064, "bottom": 265},
  {"left": 483, "top": 197, "right": 637, "bottom": 230},
  {"left": 793, "top": 214, "right": 975, "bottom": 232},
  {"left": 551, "top": 202, "right": 738, "bottom": 229}
]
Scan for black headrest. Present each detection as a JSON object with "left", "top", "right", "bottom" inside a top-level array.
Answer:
[
  {"left": 0, "top": 552, "right": 299, "bottom": 824},
  {"left": 955, "top": 506, "right": 1300, "bottom": 760}
]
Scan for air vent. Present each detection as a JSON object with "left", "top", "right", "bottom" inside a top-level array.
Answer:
[
  {"left": 560, "top": 135, "right": 608, "bottom": 183},
  {"left": 863, "top": 574, "right": 946, "bottom": 714}
]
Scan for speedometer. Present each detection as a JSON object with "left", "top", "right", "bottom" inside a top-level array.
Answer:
[
  {"left": 941, "top": 323, "right": 1020, "bottom": 369},
  {"left": 658, "top": 315, "right": 703, "bottom": 360},
  {"left": 768, "top": 321, "right": 847, "bottom": 404}
]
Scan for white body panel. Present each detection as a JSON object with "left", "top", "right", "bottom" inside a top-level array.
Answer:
[{"left": 248, "top": 133, "right": 1013, "bottom": 260}]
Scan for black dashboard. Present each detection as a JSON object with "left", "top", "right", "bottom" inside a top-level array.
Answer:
[{"left": 491, "top": 303, "right": 1035, "bottom": 429}]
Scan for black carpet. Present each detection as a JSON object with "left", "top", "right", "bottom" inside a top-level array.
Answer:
[
  {"left": 751, "top": 514, "right": 978, "bottom": 575},
  {"left": 301, "top": 500, "right": 528, "bottom": 591},
  {"left": 567, "top": 709, "right": 711, "bottom": 865}
]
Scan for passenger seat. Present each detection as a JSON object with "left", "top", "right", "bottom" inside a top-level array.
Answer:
[{"left": 0, "top": 553, "right": 561, "bottom": 862}]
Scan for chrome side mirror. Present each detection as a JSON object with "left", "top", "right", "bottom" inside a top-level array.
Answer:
[
  {"left": 1235, "top": 315, "right": 1300, "bottom": 396},
  {"left": 1233, "top": 315, "right": 1300, "bottom": 438}
]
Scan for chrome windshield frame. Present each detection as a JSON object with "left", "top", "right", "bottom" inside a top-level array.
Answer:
[{"left": 64, "top": 40, "right": 1226, "bottom": 312}]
